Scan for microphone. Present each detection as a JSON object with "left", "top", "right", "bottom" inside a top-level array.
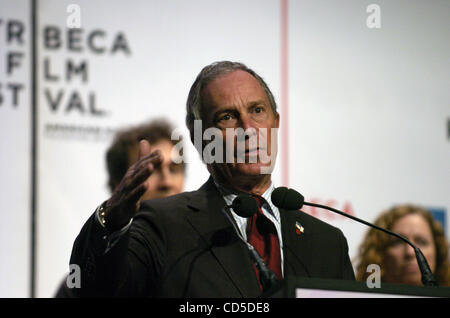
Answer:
[
  {"left": 271, "top": 187, "right": 438, "bottom": 287},
  {"left": 221, "top": 195, "right": 280, "bottom": 294},
  {"left": 229, "top": 195, "right": 258, "bottom": 218}
]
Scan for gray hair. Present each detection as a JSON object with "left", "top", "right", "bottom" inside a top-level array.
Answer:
[{"left": 185, "top": 61, "right": 278, "bottom": 144}]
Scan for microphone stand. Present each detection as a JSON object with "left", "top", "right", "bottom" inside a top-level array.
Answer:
[
  {"left": 220, "top": 205, "right": 281, "bottom": 295},
  {"left": 303, "top": 202, "right": 438, "bottom": 287}
]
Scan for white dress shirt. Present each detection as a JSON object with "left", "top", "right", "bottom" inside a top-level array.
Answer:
[{"left": 213, "top": 179, "right": 284, "bottom": 276}]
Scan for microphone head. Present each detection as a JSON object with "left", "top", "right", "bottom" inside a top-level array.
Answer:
[
  {"left": 232, "top": 195, "right": 258, "bottom": 218},
  {"left": 271, "top": 187, "right": 305, "bottom": 210}
]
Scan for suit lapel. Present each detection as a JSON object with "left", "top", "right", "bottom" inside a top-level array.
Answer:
[
  {"left": 185, "top": 178, "right": 261, "bottom": 297},
  {"left": 281, "top": 209, "right": 313, "bottom": 278}
]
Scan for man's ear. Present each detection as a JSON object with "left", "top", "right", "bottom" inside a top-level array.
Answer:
[{"left": 275, "top": 112, "right": 280, "bottom": 128}]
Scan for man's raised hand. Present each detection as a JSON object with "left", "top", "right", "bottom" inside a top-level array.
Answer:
[{"left": 103, "top": 140, "right": 162, "bottom": 231}]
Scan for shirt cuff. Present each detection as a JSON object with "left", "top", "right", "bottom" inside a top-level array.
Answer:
[{"left": 95, "top": 201, "right": 133, "bottom": 254}]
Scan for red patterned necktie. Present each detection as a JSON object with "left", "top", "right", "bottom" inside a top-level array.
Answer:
[{"left": 246, "top": 195, "right": 282, "bottom": 289}]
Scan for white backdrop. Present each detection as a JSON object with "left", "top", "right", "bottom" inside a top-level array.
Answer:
[
  {"left": 288, "top": 0, "right": 450, "bottom": 269},
  {"left": 0, "top": 0, "right": 448, "bottom": 298},
  {"left": 0, "top": 0, "right": 31, "bottom": 297}
]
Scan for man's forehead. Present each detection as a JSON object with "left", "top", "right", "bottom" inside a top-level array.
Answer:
[
  {"left": 203, "top": 70, "right": 268, "bottom": 107},
  {"left": 207, "top": 69, "right": 262, "bottom": 91}
]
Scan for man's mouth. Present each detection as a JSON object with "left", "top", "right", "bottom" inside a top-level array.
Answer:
[{"left": 234, "top": 148, "right": 267, "bottom": 161}]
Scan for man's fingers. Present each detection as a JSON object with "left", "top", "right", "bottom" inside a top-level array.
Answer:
[
  {"left": 138, "top": 139, "right": 152, "bottom": 161},
  {"left": 126, "top": 163, "right": 154, "bottom": 191},
  {"left": 115, "top": 152, "right": 162, "bottom": 200},
  {"left": 106, "top": 141, "right": 164, "bottom": 224},
  {"left": 135, "top": 149, "right": 163, "bottom": 172},
  {"left": 125, "top": 182, "right": 148, "bottom": 208}
]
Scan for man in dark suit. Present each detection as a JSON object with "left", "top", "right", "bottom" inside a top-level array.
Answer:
[
  {"left": 70, "top": 61, "right": 355, "bottom": 297},
  {"left": 56, "top": 119, "right": 185, "bottom": 297}
]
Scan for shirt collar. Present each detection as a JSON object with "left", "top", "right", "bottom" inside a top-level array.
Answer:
[{"left": 213, "top": 178, "right": 278, "bottom": 218}]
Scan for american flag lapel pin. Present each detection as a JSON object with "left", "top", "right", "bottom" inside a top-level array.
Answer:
[{"left": 295, "top": 221, "right": 304, "bottom": 235}]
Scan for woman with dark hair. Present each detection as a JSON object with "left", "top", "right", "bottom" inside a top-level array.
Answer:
[{"left": 355, "top": 204, "right": 450, "bottom": 286}]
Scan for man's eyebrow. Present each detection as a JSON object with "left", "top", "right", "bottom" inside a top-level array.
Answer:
[
  {"left": 211, "top": 100, "right": 268, "bottom": 122},
  {"left": 213, "top": 100, "right": 266, "bottom": 115},
  {"left": 212, "top": 107, "right": 236, "bottom": 121},
  {"left": 247, "top": 100, "right": 267, "bottom": 108}
]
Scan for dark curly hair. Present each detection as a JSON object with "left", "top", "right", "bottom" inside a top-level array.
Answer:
[{"left": 105, "top": 119, "right": 185, "bottom": 192}]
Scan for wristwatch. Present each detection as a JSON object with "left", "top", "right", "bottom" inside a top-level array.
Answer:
[{"left": 96, "top": 200, "right": 108, "bottom": 228}]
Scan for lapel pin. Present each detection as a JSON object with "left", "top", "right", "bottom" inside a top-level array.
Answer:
[{"left": 295, "top": 221, "right": 304, "bottom": 235}]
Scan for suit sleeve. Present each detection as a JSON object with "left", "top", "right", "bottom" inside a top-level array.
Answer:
[
  {"left": 338, "top": 229, "right": 356, "bottom": 280},
  {"left": 69, "top": 208, "right": 166, "bottom": 297}
]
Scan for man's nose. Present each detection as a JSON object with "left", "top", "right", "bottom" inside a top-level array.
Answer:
[
  {"left": 238, "top": 114, "right": 258, "bottom": 142},
  {"left": 239, "top": 113, "right": 254, "bottom": 131}
]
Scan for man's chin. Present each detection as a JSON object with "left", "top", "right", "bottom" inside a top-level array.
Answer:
[{"left": 234, "top": 162, "right": 274, "bottom": 176}]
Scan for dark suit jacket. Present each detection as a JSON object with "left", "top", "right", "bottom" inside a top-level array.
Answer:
[{"left": 70, "top": 177, "right": 355, "bottom": 297}]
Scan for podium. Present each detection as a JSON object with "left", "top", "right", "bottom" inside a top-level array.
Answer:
[{"left": 269, "top": 276, "right": 450, "bottom": 298}]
